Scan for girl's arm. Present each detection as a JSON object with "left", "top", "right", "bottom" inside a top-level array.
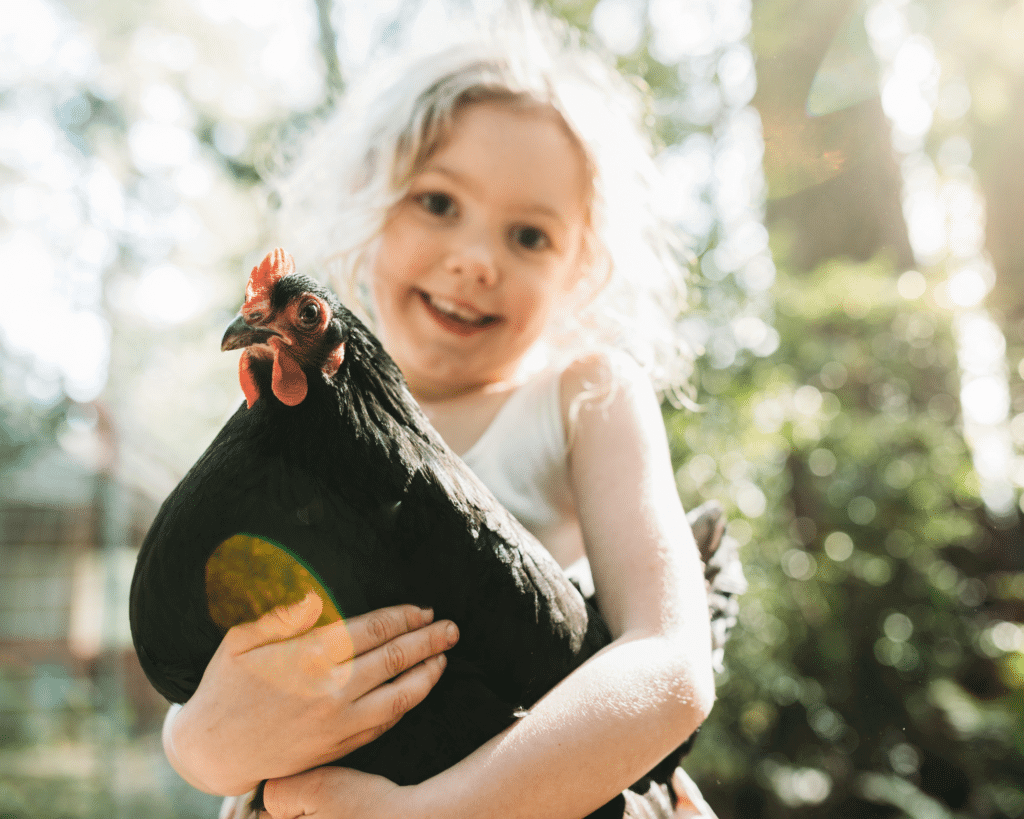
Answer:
[
  {"left": 163, "top": 599, "right": 459, "bottom": 796},
  {"left": 261, "top": 352, "right": 716, "bottom": 819}
]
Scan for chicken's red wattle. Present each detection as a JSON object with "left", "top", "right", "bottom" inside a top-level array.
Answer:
[{"left": 269, "top": 336, "right": 307, "bottom": 406}]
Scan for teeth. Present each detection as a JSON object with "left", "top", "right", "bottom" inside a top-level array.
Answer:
[{"left": 427, "top": 294, "right": 490, "bottom": 324}]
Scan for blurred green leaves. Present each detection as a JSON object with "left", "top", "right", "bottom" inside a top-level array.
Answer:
[{"left": 671, "top": 242, "right": 1023, "bottom": 816}]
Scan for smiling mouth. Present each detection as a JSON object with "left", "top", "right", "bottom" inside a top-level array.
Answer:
[{"left": 419, "top": 291, "right": 500, "bottom": 333}]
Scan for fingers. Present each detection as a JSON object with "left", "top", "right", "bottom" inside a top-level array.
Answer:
[
  {"left": 223, "top": 601, "right": 457, "bottom": 724},
  {"left": 303, "top": 609, "right": 458, "bottom": 760},
  {"left": 226, "top": 592, "right": 324, "bottom": 654},
  {"left": 305, "top": 604, "right": 438, "bottom": 666},
  {"left": 261, "top": 768, "right": 367, "bottom": 819},
  {"left": 346, "top": 618, "right": 459, "bottom": 696},
  {"left": 323, "top": 621, "right": 457, "bottom": 756},
  {"left": 344, "top": 605, "right": 436, "bottom": 657},
  {"left": 320, "top": 652, "right": 450, "bottom": 761},
  {"left": 260, "top": 771, "right": 311, "bottom": 819}
]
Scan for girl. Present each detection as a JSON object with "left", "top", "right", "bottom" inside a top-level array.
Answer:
[{"left": 164, "top": 6, "right": 718, "bottom": 818}]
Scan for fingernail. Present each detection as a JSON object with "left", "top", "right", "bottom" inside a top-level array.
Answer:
[
  {"left": 445, "top": 622, "right": 459, "bottom": 645},
  {"left": 420, "top": 606, "right": 434, "bottom": 621},
  {"left": 437, "top": 653, "right": 447, "bottom": 670}
]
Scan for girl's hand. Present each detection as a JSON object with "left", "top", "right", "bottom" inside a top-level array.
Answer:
[
  {"left": 164, "top": 593, "right": 459, "bottom": 796},
  {"left": 259, "top": 767, "right": 410, "bottom": 819}
]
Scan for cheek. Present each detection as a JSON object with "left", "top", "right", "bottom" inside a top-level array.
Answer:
[
  {"left": 377, "top": 212, "right": 433, "bottom": 271},
  {"left": 371, "top": 237, "right": 413, "bottom": 306},
  {"left": 373, "top": 234, "right": 400, "bottom": 282},
  {"left": 506, "top": 290, "right": 560, "bottom": 341},
  {"left": 524, "top": 267, "right": 578, "bottom": 323},
  {"left": 369, "top": 273, "right": 402, "bottom": 339}
]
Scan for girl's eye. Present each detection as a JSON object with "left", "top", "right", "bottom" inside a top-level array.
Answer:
[
  {"left": 417, "top": 192, "right": 457, "bottom": 218},
  {"left": 298, "top": 300, "right": 321, "bottom": 326},
  {"left": 511, "top": 225, "right": 550, "bottom": 251}
]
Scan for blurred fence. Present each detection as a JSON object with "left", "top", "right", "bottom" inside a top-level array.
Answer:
[{"left": 0, "top": 429, "right": 221, "bottom": 819}]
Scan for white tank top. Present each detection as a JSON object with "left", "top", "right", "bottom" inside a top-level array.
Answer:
[{"left": 460, "top": 367, "right": 592, "bottom": 593}]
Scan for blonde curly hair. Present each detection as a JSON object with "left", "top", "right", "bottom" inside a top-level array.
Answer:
[{"left": 273, "top": 4, "right": 693, "bottom": 398}]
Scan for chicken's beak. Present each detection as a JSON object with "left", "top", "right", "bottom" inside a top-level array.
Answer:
[{"left": 221, "top": 313, "right": 277, "bottom": 351}]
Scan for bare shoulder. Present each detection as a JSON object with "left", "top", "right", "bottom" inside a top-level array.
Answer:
[
  {"left": 559, "top": 348, "right": 648, "bottom": 393},
  {"left": 558, "top": 349, "right": 657, "bottom": 441}
]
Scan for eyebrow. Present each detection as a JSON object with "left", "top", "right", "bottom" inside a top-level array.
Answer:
[{"left": 418, "top": 164, "right": 568, "bottom": 228}]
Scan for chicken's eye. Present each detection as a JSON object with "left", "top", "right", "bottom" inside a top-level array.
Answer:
[{"left": 298, "top": 300, "right": 321, "bottom": 327}]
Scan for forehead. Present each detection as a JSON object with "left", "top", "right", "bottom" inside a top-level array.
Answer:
[{"left": 423, "top": 101, "right": 591, "bottom": 217}]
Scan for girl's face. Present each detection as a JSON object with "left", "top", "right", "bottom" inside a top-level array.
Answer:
[{"left": 372, "top": 101, "right": 590, "bottom": 401}]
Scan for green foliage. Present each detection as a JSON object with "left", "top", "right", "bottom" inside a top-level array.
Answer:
[{"left": 670, "top": 248, "right": 1024, "bottom": 817}]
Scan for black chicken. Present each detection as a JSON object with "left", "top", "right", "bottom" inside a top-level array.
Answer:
[{"left": 130, "top": 248, "right": 744, "bottom": 819}]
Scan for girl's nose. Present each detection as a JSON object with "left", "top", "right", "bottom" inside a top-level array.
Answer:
[{"left": 445, "top": 236, "right": 499, "bottom": 287}]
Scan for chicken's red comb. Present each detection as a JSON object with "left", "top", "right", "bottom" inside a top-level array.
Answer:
[{"left": 244, "top": 248, "right": 295, "bottom": 314}]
